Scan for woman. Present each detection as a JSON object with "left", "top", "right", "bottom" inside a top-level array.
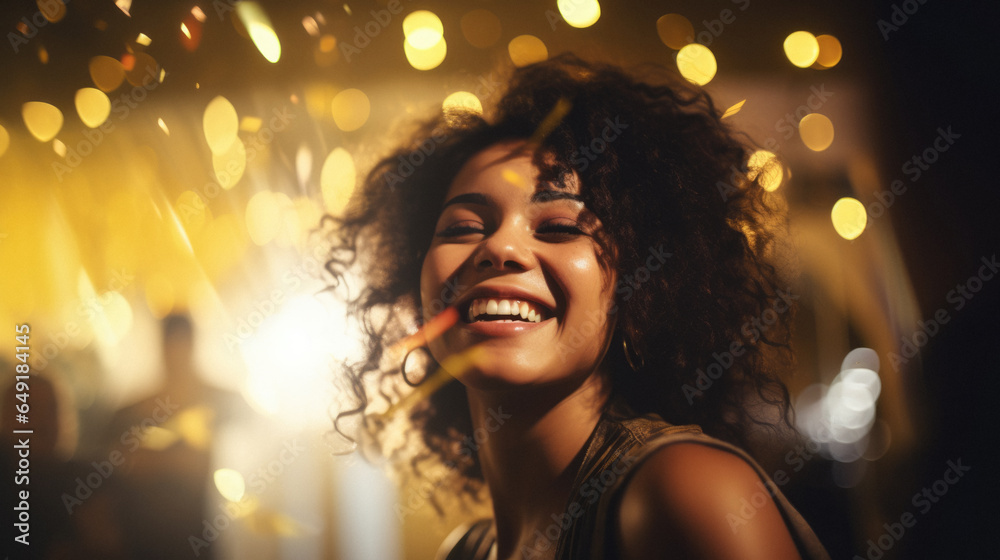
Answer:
[{"left": 327, "top": 54, "right": 829, "bottom": 559}]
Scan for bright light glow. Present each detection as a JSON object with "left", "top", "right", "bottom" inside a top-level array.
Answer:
[
  {"left": 676, "top": 43, "right": 717, "bottom": 85},
  {"left": 784, "top": 31, "right": 820, "bottom": 68},
  {"left": 145, "top": 274, "right": 175, "bottom": 318},
  {"left": 747, "top": 150, "right": 783, "bottom": 192},
  {"left": 331, "top": 88, "right": 370, "bottom": 131},
  {"left": 404, "top": 37, "right": 447, "bottom": 70},
  {"left": 22, "top": 101, "right": 63, "bottom": 142},
  {"left": 321, "top": 148, "right": 356, "bottom": 216},
  {"left": 52, "top": 138, "right": 66, "bottom": 157},
  {"left": 214, "top": 468, "right": 246, "bottom": 502},
  {"left": 403, "top": 10, "right": 444, "bottom": 49},
  {"left": 246, "top": 191, "right": 284, "bottom": 245},
  {"left": 799, "top": 113, "right": 835, "bottom": 151},
  {"left": 443, "top": 91, "right": 483, "bottom": 114},
  {"left": 136, "top": 32, "right": 152, "bottom": 46},
  {"left": 181, "top": 22, "right": 192, "bottom": 39},
  {"left": 90, "top": 291, "right": 133, "bottom": 346},
  {"left": 508, "top": 35, "right": 547, "bottom": 67},
  {"left": 558, "top": 0, "right": 600, "bottom": 28},
  {"left": 237, "top": 2, "right": 282, "bottom": 63},
  {"left": 831, "top": 197, "right": 867, "bottom": 240},
  {"left": 241, "top": 295, "right": 360, "bottom": 429},
  {"left": 203, "top": 96, "right": 239, "bottom": 154},
  {"left": 295, "top": 145, "right": 312, "bottom": 190},
  {"left": 75, "top": 88, "right": 111, "bottom": 128}
]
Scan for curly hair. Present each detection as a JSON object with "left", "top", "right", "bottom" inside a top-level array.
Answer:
[{"left": 325, "top": 53, "right": 795, "bottom": 506}]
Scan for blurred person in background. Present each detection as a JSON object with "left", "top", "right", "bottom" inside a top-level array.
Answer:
[
  {"left": 103, "top": 313, "right": 248, "bottom": 559},
  {"left": 2, "top": 369, "right": 125, "bottom": 559}
]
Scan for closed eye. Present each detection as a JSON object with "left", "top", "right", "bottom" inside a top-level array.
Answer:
[
  {"left": 436, "top": 222, "right": 485, "bottom": 237},
  {"left": 536, "top": 221, "right": 586, "bottom": 239}
]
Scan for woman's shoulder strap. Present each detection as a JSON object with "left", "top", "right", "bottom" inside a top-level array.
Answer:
[{"left": 436, "top": 518, "right": 496, "bottom": 560}]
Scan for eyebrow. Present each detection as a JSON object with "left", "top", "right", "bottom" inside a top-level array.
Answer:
[{"left": 441, "top": 189, "right": 582, "bottom": 209}]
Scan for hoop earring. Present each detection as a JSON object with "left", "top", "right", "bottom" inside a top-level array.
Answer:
[
  {"left": 623, "top": 337, "right": 644, "bottom": 372},
  {"left": 401, "top": 346, "right": 430, "bottom": 387}
]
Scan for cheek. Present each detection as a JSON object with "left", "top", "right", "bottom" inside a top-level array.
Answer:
[{"left": 564, "top": 252, "right": 615, "bottom": 311}]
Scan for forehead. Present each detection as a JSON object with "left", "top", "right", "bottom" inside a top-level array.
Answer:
[{"left": 446, "top": 141, "right": 581, "bottom": 200}]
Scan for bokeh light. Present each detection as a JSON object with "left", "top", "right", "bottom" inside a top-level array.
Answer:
[
  {"left": 656, "top": 14, "right": 694, "bottom": 49},
  {"left": 795, "top": 348, "right": 882, "bottom": 463},
  {"left": 558, "top": 0, "right": 601, "bottom": 29},
  {"left": 831, "top": 197, "right": 867, "bottom": 240},
  {"left": 39, "top": 0, "right": 67, "bottom": 23},
  {"left": 331, "top": 88, "right": 371, "bottom": 132},
  {"left": 22, "top": 101, "right": 64, "bottom": 142},
  {"left": 784, "top": 31, "right": 820, "bottom": 68},
  {"left": 203, "top": 95, "right": 239, "bottom": 154},
  {"left": 321, "top": 148, "right": 357, "bottom": 216},
  {"left": 74, "top": 88, "right": 111, "bottom": 128},
  {"left": 747, "top": 150, "right": 783, "bottom": 192},
  {"left": 245, "top": 191, "right": 286, "bottom": 246},
  {"left": 443, "top": 91, "right": 483, "bottom": 114},
  {"left": 124, "top": 52, "right": 158, "bottom": 87},
  {"left": 236, "top": 1, "right": 282, "bottom": 62},
  {"left": 508, "top": 35, "right": 548, "bottom": 67},
  {"left": 676, "top": 43, "right": 717, "bottom": 85},
  {"left": 799, "top": 113, "right": 835, "bottom": 151},
  {"left": 403, "top": 10, "right": 444, "bottom": 50},
  {"left": 89, "top": 55, "right": 125, "bottom": 92},
  {"left": 214, "top": 468, "right": 247, "bottom": 502},
  {"left": 404, "top": 37, "right": 447, "bottom": 70},
  {"left": 815, "top": 34, "right": 843, "bottom": 68}
]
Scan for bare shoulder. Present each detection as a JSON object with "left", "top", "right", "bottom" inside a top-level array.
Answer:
[{"left": 616, "top": 442, "right": 802, "bottom": 560}]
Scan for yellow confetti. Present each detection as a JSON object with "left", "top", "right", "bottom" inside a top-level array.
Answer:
[{"left": 721, "top": 99, "right": 746, "bottom": 120}]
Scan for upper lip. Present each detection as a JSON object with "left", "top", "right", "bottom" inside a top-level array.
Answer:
[{"left": 456, "top": 285, "right": 556, "bottom": 318}]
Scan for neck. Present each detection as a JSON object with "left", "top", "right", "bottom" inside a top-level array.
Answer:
[{"left": 466, "top": 372, "right": 611, "bottom": 558}]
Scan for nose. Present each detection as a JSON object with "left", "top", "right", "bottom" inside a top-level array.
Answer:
[{"left": 474, "top": 222, "right": 535, "bottom": 271}]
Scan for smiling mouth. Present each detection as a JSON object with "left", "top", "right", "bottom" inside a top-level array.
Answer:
[{"left": 464, "top": 298, "right": 549, "bottom": 324}]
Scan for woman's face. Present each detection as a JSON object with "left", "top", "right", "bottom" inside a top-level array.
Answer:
[{"left": 420, "top": 140, "right": 617, "bottom": 390}]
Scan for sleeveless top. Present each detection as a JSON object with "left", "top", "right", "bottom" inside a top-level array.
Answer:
[{"left": 438, "top": 396, "right": 830, "bottom": 560}]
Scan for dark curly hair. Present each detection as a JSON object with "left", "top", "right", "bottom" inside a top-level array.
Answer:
[{"left": 325, "top": 53, "right": 795, "bottom": 507}]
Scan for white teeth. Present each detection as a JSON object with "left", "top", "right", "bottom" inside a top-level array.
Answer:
[{"left": 467, "top": 297, "right": 547, "bottom": 323}]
